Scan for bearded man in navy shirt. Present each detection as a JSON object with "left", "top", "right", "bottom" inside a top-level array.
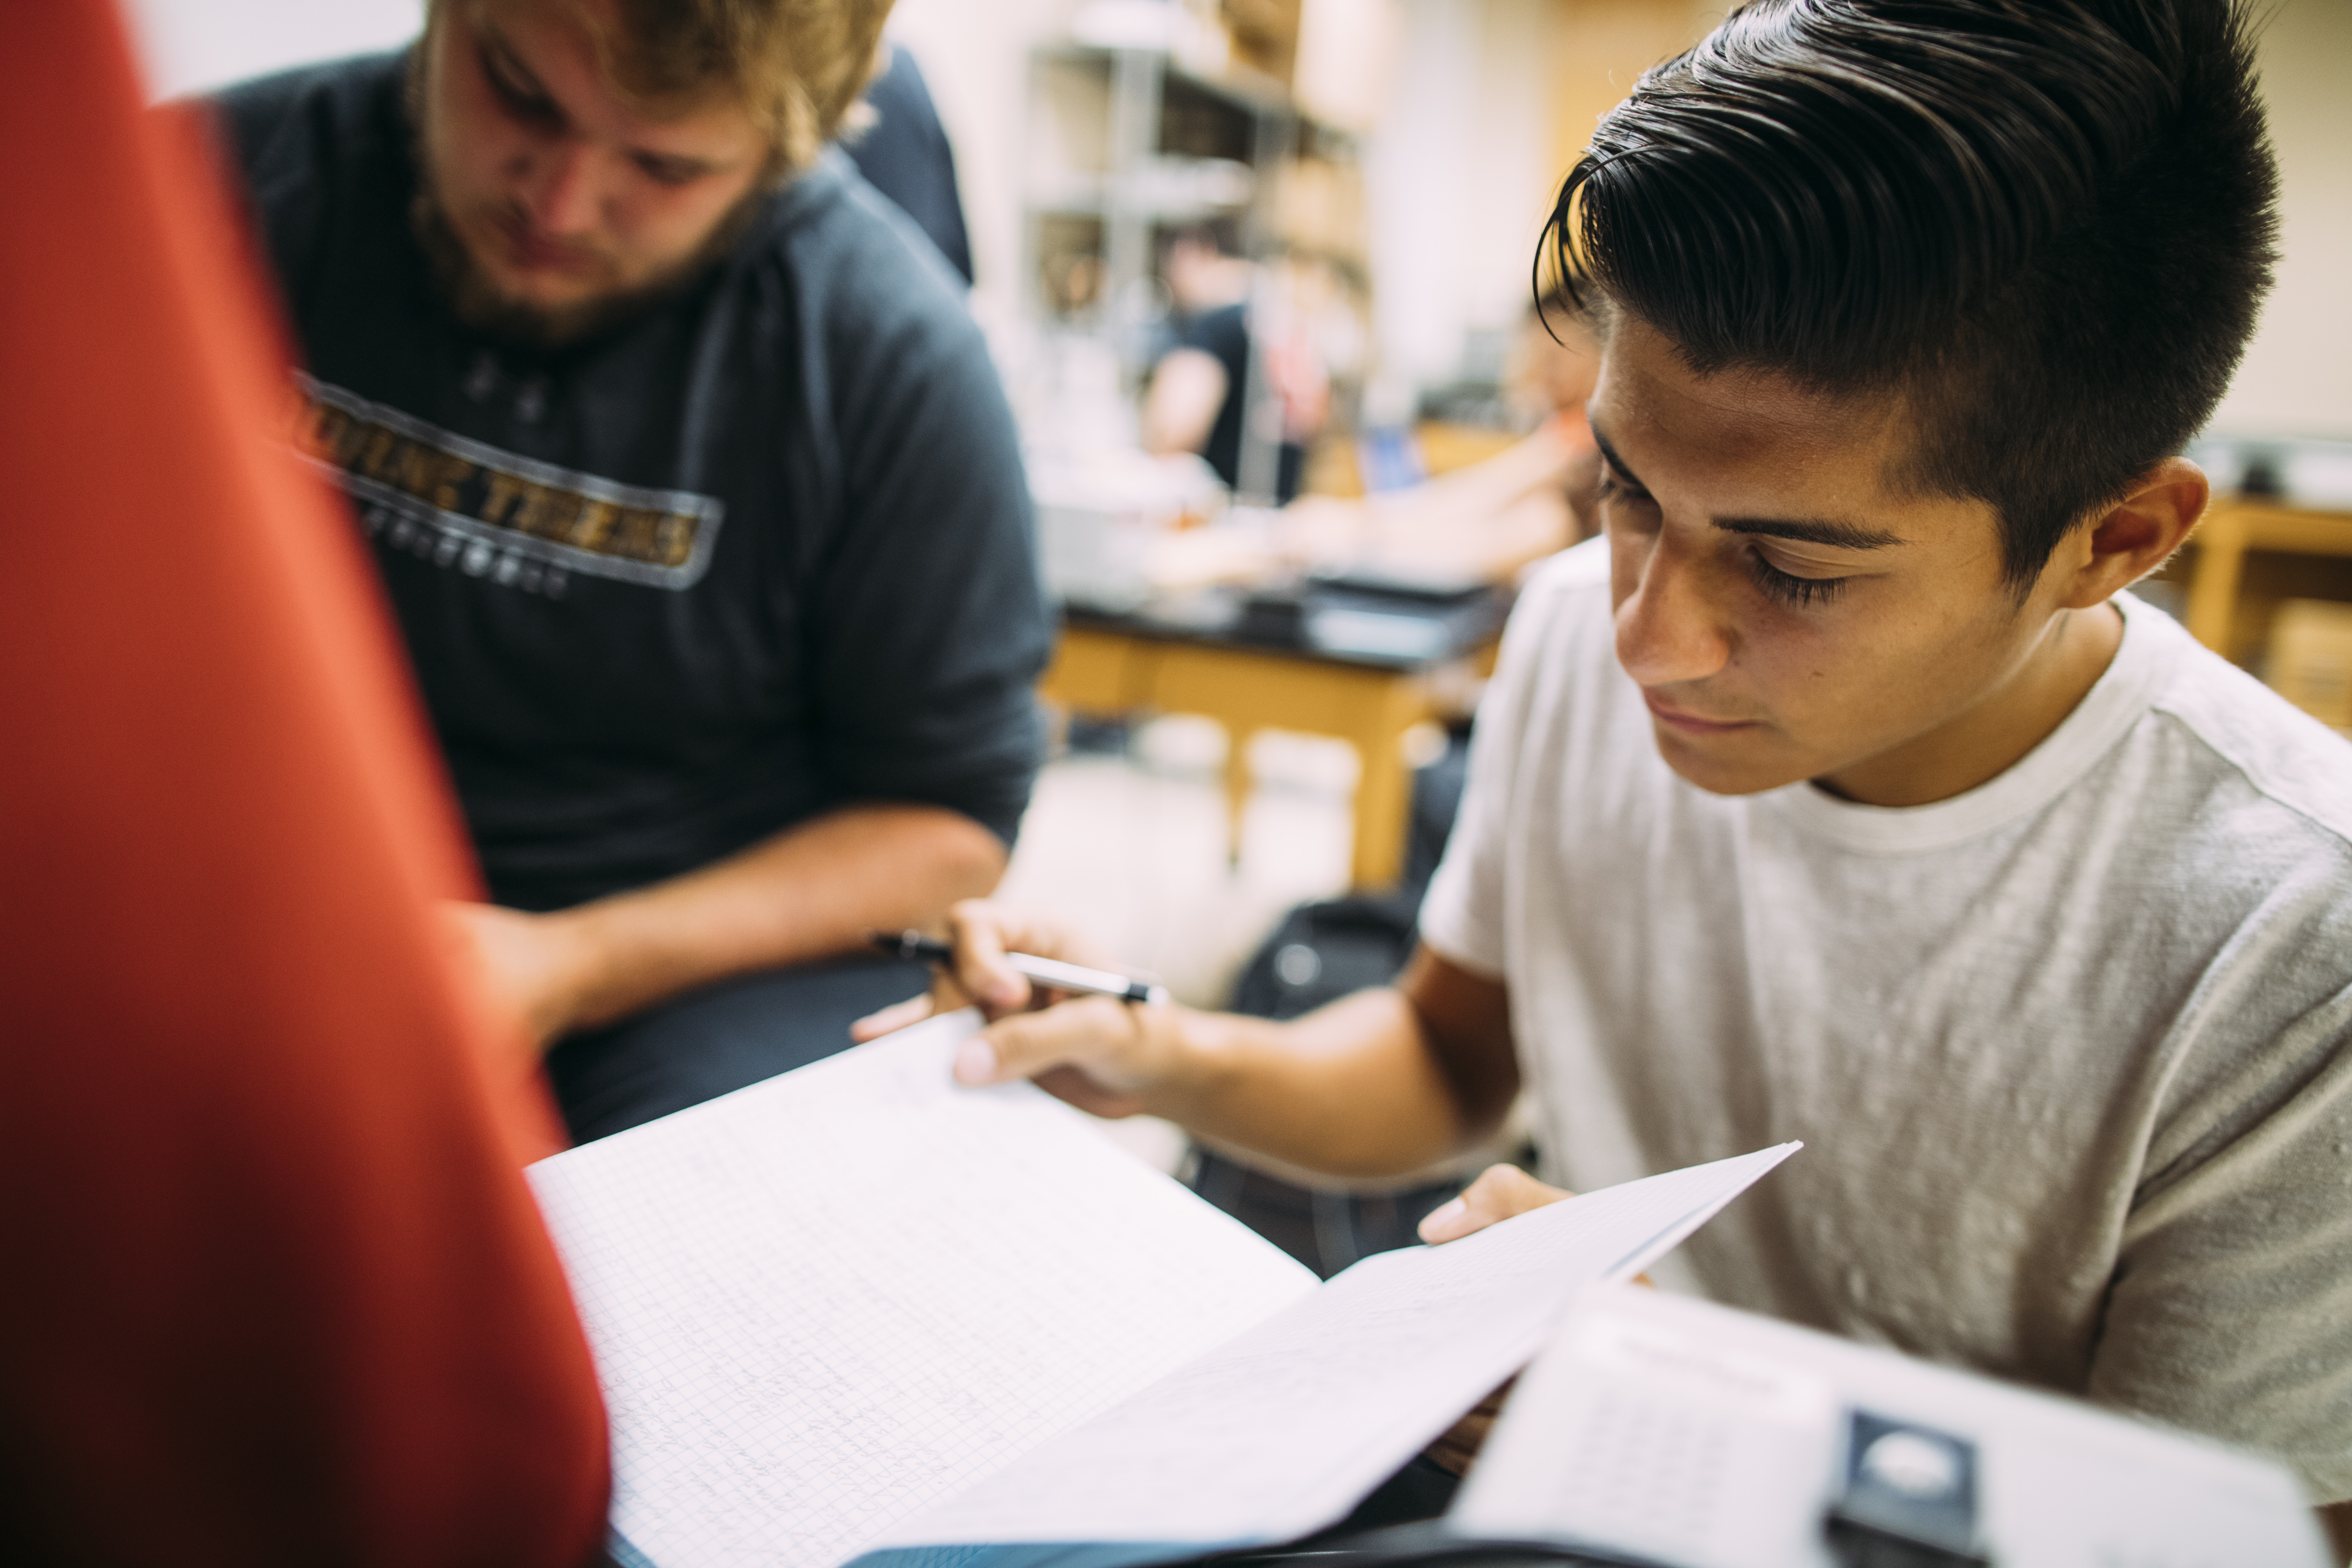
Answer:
[{"left": 217, "top": 0, "right": 1049, "bottom": 1140}]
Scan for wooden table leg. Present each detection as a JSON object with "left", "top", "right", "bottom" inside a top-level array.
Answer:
[
  {"left": 2184, "top": 505, "right": 2248, "bottom": 655},
  {"left": 1223, "top": 723, "right": 1255, "bottom": 868},
  {"left": 1348, "top": 680, "right": 1427, "bottom": 891}
]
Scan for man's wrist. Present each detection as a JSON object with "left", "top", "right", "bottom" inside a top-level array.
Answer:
[
  {"left": 537, "top": 902, "right": 623, "bottom": 1037},
  {"left": 1133, "top": 1003, "right": 1245, "bottom": 1126}
]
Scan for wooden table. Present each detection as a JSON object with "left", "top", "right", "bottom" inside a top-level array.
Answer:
[
  {"left": 2179, "top": 497, "right": 2352, "bottom": 662},
  {"left": 1039, "top": 590, "right": 1502, "bottom": 890}
]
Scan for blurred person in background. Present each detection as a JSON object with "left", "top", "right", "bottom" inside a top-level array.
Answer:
[
  {"left": 212, "top": 0, "right": 1051, "bottom": 1144},
  {"left": 1143, "top": 219, "right": 1329, "bottom": 503},
  {"left": 1280, "top": 292, "right": 1604, "bottom": 584},
  {"left": 867, "top": 0, "right": 2352, "bottom": 1551}
]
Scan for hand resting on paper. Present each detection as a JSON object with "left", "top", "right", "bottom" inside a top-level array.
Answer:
[
  {"left": 1417, "top": 1162, "right": 1575, "bottom": 1243},
  {"left": 1420, "top": 1163, "right": 1654, "bottom": 1281}
]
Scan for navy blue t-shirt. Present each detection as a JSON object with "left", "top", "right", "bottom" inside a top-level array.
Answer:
[
  {"left": 1175, "top": 302, "right": 1304, "bottom": 504},
  {"left": 215, "top": 53, "right": 1049, "bottom": 911}
]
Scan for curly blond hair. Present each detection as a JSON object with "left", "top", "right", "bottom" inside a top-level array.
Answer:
[{"left": 437, "top": 0, "right": 894, "bottom": 177}]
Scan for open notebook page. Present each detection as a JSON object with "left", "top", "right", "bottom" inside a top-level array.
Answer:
[
  {"left": 867, "top": 1141, "right": 1801, "bottom": 1568},
  {"left": 526, "top": 1011, "right": 1319, "bottom": 1568}
]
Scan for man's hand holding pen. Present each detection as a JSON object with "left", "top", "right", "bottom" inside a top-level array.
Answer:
[{"left": 853, "top": 901, "right": 1185, "bottom": 1120}]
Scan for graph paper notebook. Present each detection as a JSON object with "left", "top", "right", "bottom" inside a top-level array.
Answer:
[{"left": 526, "top": 1011, "right": 1799, "bottom": 1568}]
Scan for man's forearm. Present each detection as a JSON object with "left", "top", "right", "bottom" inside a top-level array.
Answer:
[
  {"left": 936, "top": 924, "right": 1518, "bottom": 1181},
  {"left": 1142, "top": 985, "right": 1511, "bottom": 1179},
  {"left": 545, "top": 804, "right": 1006, "bottom": 1034}
]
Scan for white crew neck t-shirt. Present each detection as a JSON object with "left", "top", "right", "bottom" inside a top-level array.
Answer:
[{"left": 1420, "top": 540, "right": 2352, "bottom": 1500}]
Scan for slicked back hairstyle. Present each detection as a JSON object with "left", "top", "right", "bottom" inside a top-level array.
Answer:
[{"left": 1541, "top": 0, "right": 2278, "bottom": 591}]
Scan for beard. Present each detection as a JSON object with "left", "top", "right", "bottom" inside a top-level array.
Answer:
[{"left": 407, "top": 169, "right": 767, "bottom": 352}]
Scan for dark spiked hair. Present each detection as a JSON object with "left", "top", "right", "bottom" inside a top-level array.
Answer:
[{"left": 1542, "top": 0, "right": 2278, "bottom": 590}]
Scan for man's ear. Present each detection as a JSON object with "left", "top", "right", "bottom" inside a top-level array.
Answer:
[{"left": 2057, "top": 456, "right": 2208, "bottom": 610}]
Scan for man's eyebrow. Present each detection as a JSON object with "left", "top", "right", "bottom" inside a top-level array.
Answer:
[
  {"left": 479, "top": 27, "right": 554, "bottom": 103},
  {"left": 1591, "top": 417, "right": 1905, "bottom": 551},
  {"left": 475, "top": 26, "right": 733, "bottom": 177},
  {"left": 1588, "top": 424, "right": 1644, "bottom": 490},
  {"left": 635, "top": 148, "right": 726, "bottom": 176},
  {"left": 1713, "top": 515, "right": 1906, "bottom": 551}
]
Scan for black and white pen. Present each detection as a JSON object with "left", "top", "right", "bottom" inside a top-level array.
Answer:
[{"left": 870, "top": 930, "right": 1171, "bottom": 1007}]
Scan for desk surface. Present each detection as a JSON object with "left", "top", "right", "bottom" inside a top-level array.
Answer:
[
  {"left": 1063, "top": 577, "right": 1509, "bottom": 672},
  {"left": 1043, "top": 583, "right": 1502, "bottom": 889}
]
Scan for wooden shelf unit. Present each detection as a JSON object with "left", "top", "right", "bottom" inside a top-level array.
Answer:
[{"left": 1022, "top": 40, "right": 1371, "bottom": 503}]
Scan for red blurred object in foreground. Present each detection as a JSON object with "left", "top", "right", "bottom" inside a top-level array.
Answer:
[{"left": 0, "top": 5, "right": 610, "bottom": 1563}]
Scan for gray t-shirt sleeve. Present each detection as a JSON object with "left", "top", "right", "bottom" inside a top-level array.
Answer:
[
  {"left": 2092, "top": 977, "right": 2352, "bottom": 1503},
  {"left": 801, "top": 232, "right": 1048, "bottom": 847},
  {"left": 1420, "top": 548, "right": 1606, "bottom": 977},
  {"left": 1418, "top": 632, "right": 1527, "bottom": 978}
]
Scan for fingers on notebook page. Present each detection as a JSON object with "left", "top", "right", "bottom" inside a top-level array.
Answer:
[
  {"left": 850, "top": 992, "right": 937, "bottom": 1042},
  {"left": 1419, "top": 1163, "right": 1575, "bottom": 1244}
]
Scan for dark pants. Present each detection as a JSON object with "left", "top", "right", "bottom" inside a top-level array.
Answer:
[
  {"left": 1190, "top": 1148, "right": 1468, "bottom": 1281},
  {"left": 545, "top": 954, "right": 931, "bottom": 1144}
]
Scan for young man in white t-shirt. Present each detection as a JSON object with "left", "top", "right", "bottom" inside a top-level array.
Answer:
[{"left": 860, "top": 0, "right": 2352, "bottom": 1545}]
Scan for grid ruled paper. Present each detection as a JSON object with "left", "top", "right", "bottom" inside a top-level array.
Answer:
[{"left": 526, "top": 1011, "right": 1319, "bottom": 1568}]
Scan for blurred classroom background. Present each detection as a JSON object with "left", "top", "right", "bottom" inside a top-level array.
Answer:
[{"left": 127, "top": 0, "right": 2352, "bottom": 1178}]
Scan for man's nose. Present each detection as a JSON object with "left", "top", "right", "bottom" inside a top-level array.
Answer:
[
  {"left": 522, "top": 141, "right": 598, "bottom": 237},
  {"left": 1615, "top": 530, "right": 1732, "bottom": 687}
]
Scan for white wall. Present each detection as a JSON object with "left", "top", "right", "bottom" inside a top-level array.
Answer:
[
  {"left": 125, "top": 0, "right": 422, "bottom": 99},
  {"left": 1360, "top": 0, "right": 1560, "bottom": 391},
  {"left": 2210, "top": 0, "right": 2352, "bottom": 440},
  {"left": 883, "top": 0, "right": 1072, "bottom": 334}
]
